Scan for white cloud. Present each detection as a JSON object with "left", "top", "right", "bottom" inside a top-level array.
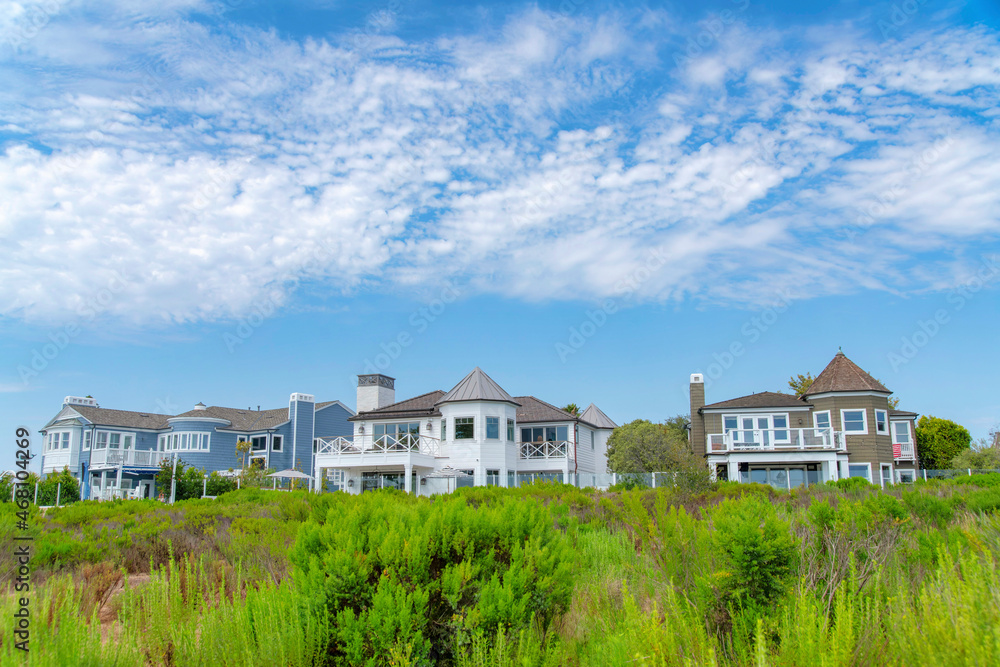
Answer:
[{"left": 0, "top": 5, "right": 998, "bottom": 326}]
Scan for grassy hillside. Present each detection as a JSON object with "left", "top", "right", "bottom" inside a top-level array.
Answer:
[{"left": 3, "top": 477, "right": 1000, "bottom": 665}]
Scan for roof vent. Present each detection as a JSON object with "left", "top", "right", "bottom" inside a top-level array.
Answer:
[
  {"left": 290, "top": 393, "right": 315, "bottom": 403},
  {"left": 64, "top": 396, "right": 98, "bottom": 407},
  {"left": 194, "top": 402, "right": 207, "bottom": 411}
]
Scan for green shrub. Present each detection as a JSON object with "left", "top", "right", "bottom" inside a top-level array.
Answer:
[
  {"left": 290, "top": 490, "right": 574, "bottom": 664},
  {"left": 37, "top": 468, "right": 80, "bottom": 505}
]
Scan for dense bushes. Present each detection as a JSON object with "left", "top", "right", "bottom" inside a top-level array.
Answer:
[{"left": 290, "top": 490, "right": 574, "bottom": 665}]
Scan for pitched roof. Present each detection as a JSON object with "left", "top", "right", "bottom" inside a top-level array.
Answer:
[
  {"left": 172, "top": 405, "right": 290, "bottom": 431},
  {"left": 70, "top": 405, "right": 173, "bottom": 430},
  {"left": 514, "top": 396, "right": 581, "bottom": 424},
  {"left": 889, "top": 409, "right": 918, "bottom": 419},
  {"left": 702, "top": 391, "right": 810, "bottom": 410},
  {"left": 350, "top": 390, "right": 446, "bottom": 421},
  {"left": 436, "top": 368, "right": 519, "bottom": 406},
  {"left": 580, "top": 403, "right": 617, "bottom": 429},
  {"left": 804, "top": 351, "right": 890, "bottom": 396}
]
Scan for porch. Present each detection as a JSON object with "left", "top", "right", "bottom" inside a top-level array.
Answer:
[{"left": 706, "top": 427, "right": 845, "bottom": 454}]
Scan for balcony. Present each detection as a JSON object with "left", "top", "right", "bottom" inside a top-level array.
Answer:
[
  {"left": 90, "top": 448, "right": 165, "bottom": 469},
  {"left": 519, "top": 440, "right": 572, "bottom": 460},
  {"left": 315, "top": 434, "right": 441, "bottom": 458},
  {"left": 707, "top": 428, "right": 845, "bottom": 454},
  {"left": 893, "top": 442, "right": 916, "bottom": 461}
]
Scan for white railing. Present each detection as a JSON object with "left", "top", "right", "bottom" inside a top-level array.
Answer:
[
  {"left": 315, "top": 434, "right": 441, "bottom": 457},
  {"left": 90, "top": 448, "right": 165, "bottom": 468},
  {"left": 893, "top": 442, "right": 915, "bottom": 460},
  {"left": 519, "top": 440, "right": 572, "bottom": 460},
  {"left": 706, "top": 428, "right": 844, "bottom": 454}
]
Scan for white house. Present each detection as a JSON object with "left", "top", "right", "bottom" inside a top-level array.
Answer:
[{"left": 313, "top": 369, "right": 617, "bottom": 494}]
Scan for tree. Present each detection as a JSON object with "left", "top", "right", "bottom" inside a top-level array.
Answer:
[
  {"left": 37, "top": 468, "right": 80, "bottom": 505},
  {"left": 950, "top": 437, "right": 1000, "bottom": 470},
  {"left": 787, "top": 373, "right": 814, "bottom": 397},
  {"left": 916, "top": 416, "right": 972, "bottom": 469},
  {"left": 606, "top": 418, "right": 709, "bottom": 490},
  {"left": 562, "top": 403, "right": 580, "bottom": 416}
]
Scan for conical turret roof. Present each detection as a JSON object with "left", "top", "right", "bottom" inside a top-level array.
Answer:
[
  {"left": 804, "top": 350, "right": 890, "bottom": 396},
  {"left": 580, "top": 403, "right": 617, "bottom": 429},
  {"left": 435, "top": 368, "right": 520, "bottom": 406}
]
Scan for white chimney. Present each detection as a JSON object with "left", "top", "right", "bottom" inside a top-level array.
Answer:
[{"left": 357, "top": 374, "right": 395, "bottom": 413}]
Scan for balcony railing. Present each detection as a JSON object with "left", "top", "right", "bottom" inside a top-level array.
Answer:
[
  {"left": 90, "top": 448, "right": 165, "bottom": 468},
  {"left": 519, "top": 440, "right": 572, "bottom": 460},
  {"left": 707, "top": 428, "right": 844, "bottom": 454},
  {"left": 893, "top": 442, "right": 916, "bottom": 461},
  {"left": 315, "top": 434, "right": 441, "bottom": 457}
]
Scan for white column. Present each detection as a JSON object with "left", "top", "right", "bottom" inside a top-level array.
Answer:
[
  {"left": 100, "top": 471, "right": 107, "bottom": 500},
  {"left": 405, "top": 464, "right": 413, "bottom": 494}
]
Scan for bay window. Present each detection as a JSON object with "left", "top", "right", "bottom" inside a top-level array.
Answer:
[{"left": 455, "top": 417, "right": 475, "bottom": 439}]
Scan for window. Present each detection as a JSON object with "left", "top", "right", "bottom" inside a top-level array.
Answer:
[
  {"left": 272, "top": 435, "right": 283, "bottom": 452},
  {"left": 875, "top": 410, "right": 888, "bottom": 434},
  {"left": 897, "top": 470, "right": 915, "bottom": 484},
  {"left": 486, "top": 417, "right": 499, "bottom": 439},
  {"left": 507, "top": 419, "right": 514, "bottom": 441},
  {"left": 455, "top": 417, "right": 475, "bottom": 439},
  {"left": 251, "top": 435, "right": 267, "bottom": 451},
  {"left": 122, "top": 434, "right": 133, "bottom": 450},
  {"left": 84, "top": 431, "right": 91, "bottom": 451},
  {"left": 520, "top": 426, "right": 568, "bottom": 443},
  {"left": 841, "top": 409, "right": 867, "bottom": 434},
  {"left": 374, "top": 423, "right": 420, "bottom": 443},
  {"left": 848, "top": 464, "right": 871, "bottom": 481},
  {"left": 313, "top": 438, "right": 319, "bottom": 454},
  {"left": 892, "top": 421, "right": 911, "bottom": 444},
  {"left": 772, "top": 415, "right": 789, "bottom": 442},
  {"left": 814, "top": 411, "right": 831, "bottom": 430},
  {"left": 881, "top": 464, "right": 892, "bottom": 487},
  {"left": 60, "top": 432, "right": 70, "bottom": 449},
  {"left": 486, "top": 469, "right": 501, "bottom": 486},
  {"left": 96, "top": 432, "right": 108, "bottom": 449},
  {"left": 441, "top": 419, "right": 447, "bottom": 441},
  {"left": 109, "top": 433, "right": 121, "bottom": 449}
]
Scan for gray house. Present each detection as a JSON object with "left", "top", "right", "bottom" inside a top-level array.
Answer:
[{"left": 690, "top": 350, "right": 920, "bottom": 488}]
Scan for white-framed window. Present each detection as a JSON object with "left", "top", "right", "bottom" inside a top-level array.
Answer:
[
  {"left": 109, "top": 433, "right": 121, "bottom": 449},
  {"left": 95, "top": 432, "right": 108, "bottom": 450},
  {"left": 251, "top": 435, "right": 267, "bottom": 452},
  {"left": 441, "top": 419, "right": 447, "bottom": 441},
  {"left": 722, "top": 414, "right": 789, "bottom": 446},
  {"left": 160, "top": 432, "right": 210, "bottom": 452},
  {"left": 507, "top": 419, "right": 514, "bottom": 441},
  {"left": 841, "top": 409, "right": 868, "bottom": 434},
  {"left": 814, "top": 411, "right": 831, "bottom": 430},
  {"left": 880, "top": 463, "right": 893, "bottom": 487},
  {"left": 486, "top": 417, "right": 499, "bottom": 439},
  {"left": 772, "top": 414, "right": 789, "bottom": 442},
  {"left": 897, "top": 469, "right": 915, "bottom": 484},
  {"left": 875, "top": 410, "right": 888, "bottom": 435},
  {"left": 272, "top": 435, "right": 283, "bottom": 452},
  {"left": 455, "top": 417, "right": 475, "bottom": 439},
  {"left": 83, "top": 431, "right": 91, "bottom": 451},
  {"left": 892, "top": 421, "right": 911, "bottom": 444},
  {"left": 521, "top": 426, "right": 568, "bottom": 443},
  {"left": 848, "top": 463, "right": 871, "bottom": 481}
]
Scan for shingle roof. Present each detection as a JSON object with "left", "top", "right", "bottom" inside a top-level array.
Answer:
[
  {"left": 889, "top": 409, "right": 918, "bottom": 418},
  {"left": 350, "top": 390, "right": 446, "bottom": 421},
  {"left": 702, "top": 391, "right": 810, "bottom": 410},
  {"left": 172, "top": 406, "right": 290, "bottom": 431},
  {"left": 804, "top": 351, "right": 890, "bottom": 396},
  {"left": 580, "top": 403, "right": 618, "bottom": 429},
  {"left": 436, "top": 368, "right": 519, "bottom": 406},
  {"left": 514, "top": 396, "right": 581, "bottom": 424},
  {"left": 71, "top": 406, "right": 173, "bottom": 430}
]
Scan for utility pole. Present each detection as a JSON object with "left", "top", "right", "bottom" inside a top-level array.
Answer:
[{"left": 170, "top": 453, "right": 178, "bottom": 504}]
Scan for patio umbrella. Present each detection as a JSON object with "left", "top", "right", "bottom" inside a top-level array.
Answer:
[{"left": 267, "top": 469, "right": 312, "bottom": 479}]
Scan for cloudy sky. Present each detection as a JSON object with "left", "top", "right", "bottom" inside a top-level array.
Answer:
[{"left": 1, "top": 0, "right": 998, "bottom": 467}]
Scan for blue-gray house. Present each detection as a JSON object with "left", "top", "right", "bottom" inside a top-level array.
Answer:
[{"left": 39, "top": 393, "right": 354, "bottom": 500}]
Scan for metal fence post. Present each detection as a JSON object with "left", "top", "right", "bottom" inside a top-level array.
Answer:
[
  {"left": 652, "top": 472, "right": 657, "bottom": 489},
  {"left": 612, "top": 472, "right": 617, "bottom": 486},
  {"left": 203, "top": 476, "right": 207, "bottom": 497},
  {"left": 923, "top": 469, "right": 927, "bottom": 481},
  {"left": 56, "top": 482, "right": 61, "bottom": 507},
  {"left": 34, "top": 482, "right": 38, "bottom": 505},
  {"left": 969, "top": 469, "right": 973, "bottom": 476}
]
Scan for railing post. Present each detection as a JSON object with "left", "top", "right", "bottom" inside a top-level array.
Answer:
[
  {"left": 652, "top": 472, "right": 656, "bottom": 489},
  {"left": 923, "top": 469, "right": 927, "bottom": 481},
  {"left": 203, "top": 476, "right": 207, "bottom": 497},
  {"left": 612, "top": 472, "right": 617, "bottom": 486},
  {"left": 56, "top": 482, "right": 61, "bottom": 507},
  {"left": 33, "top": 482, "right": 38, "bottom": 505}
]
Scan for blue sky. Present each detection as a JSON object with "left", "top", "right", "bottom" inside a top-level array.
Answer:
[{"left": 1, "top": 0, "right": 999, "bottom": 470}]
